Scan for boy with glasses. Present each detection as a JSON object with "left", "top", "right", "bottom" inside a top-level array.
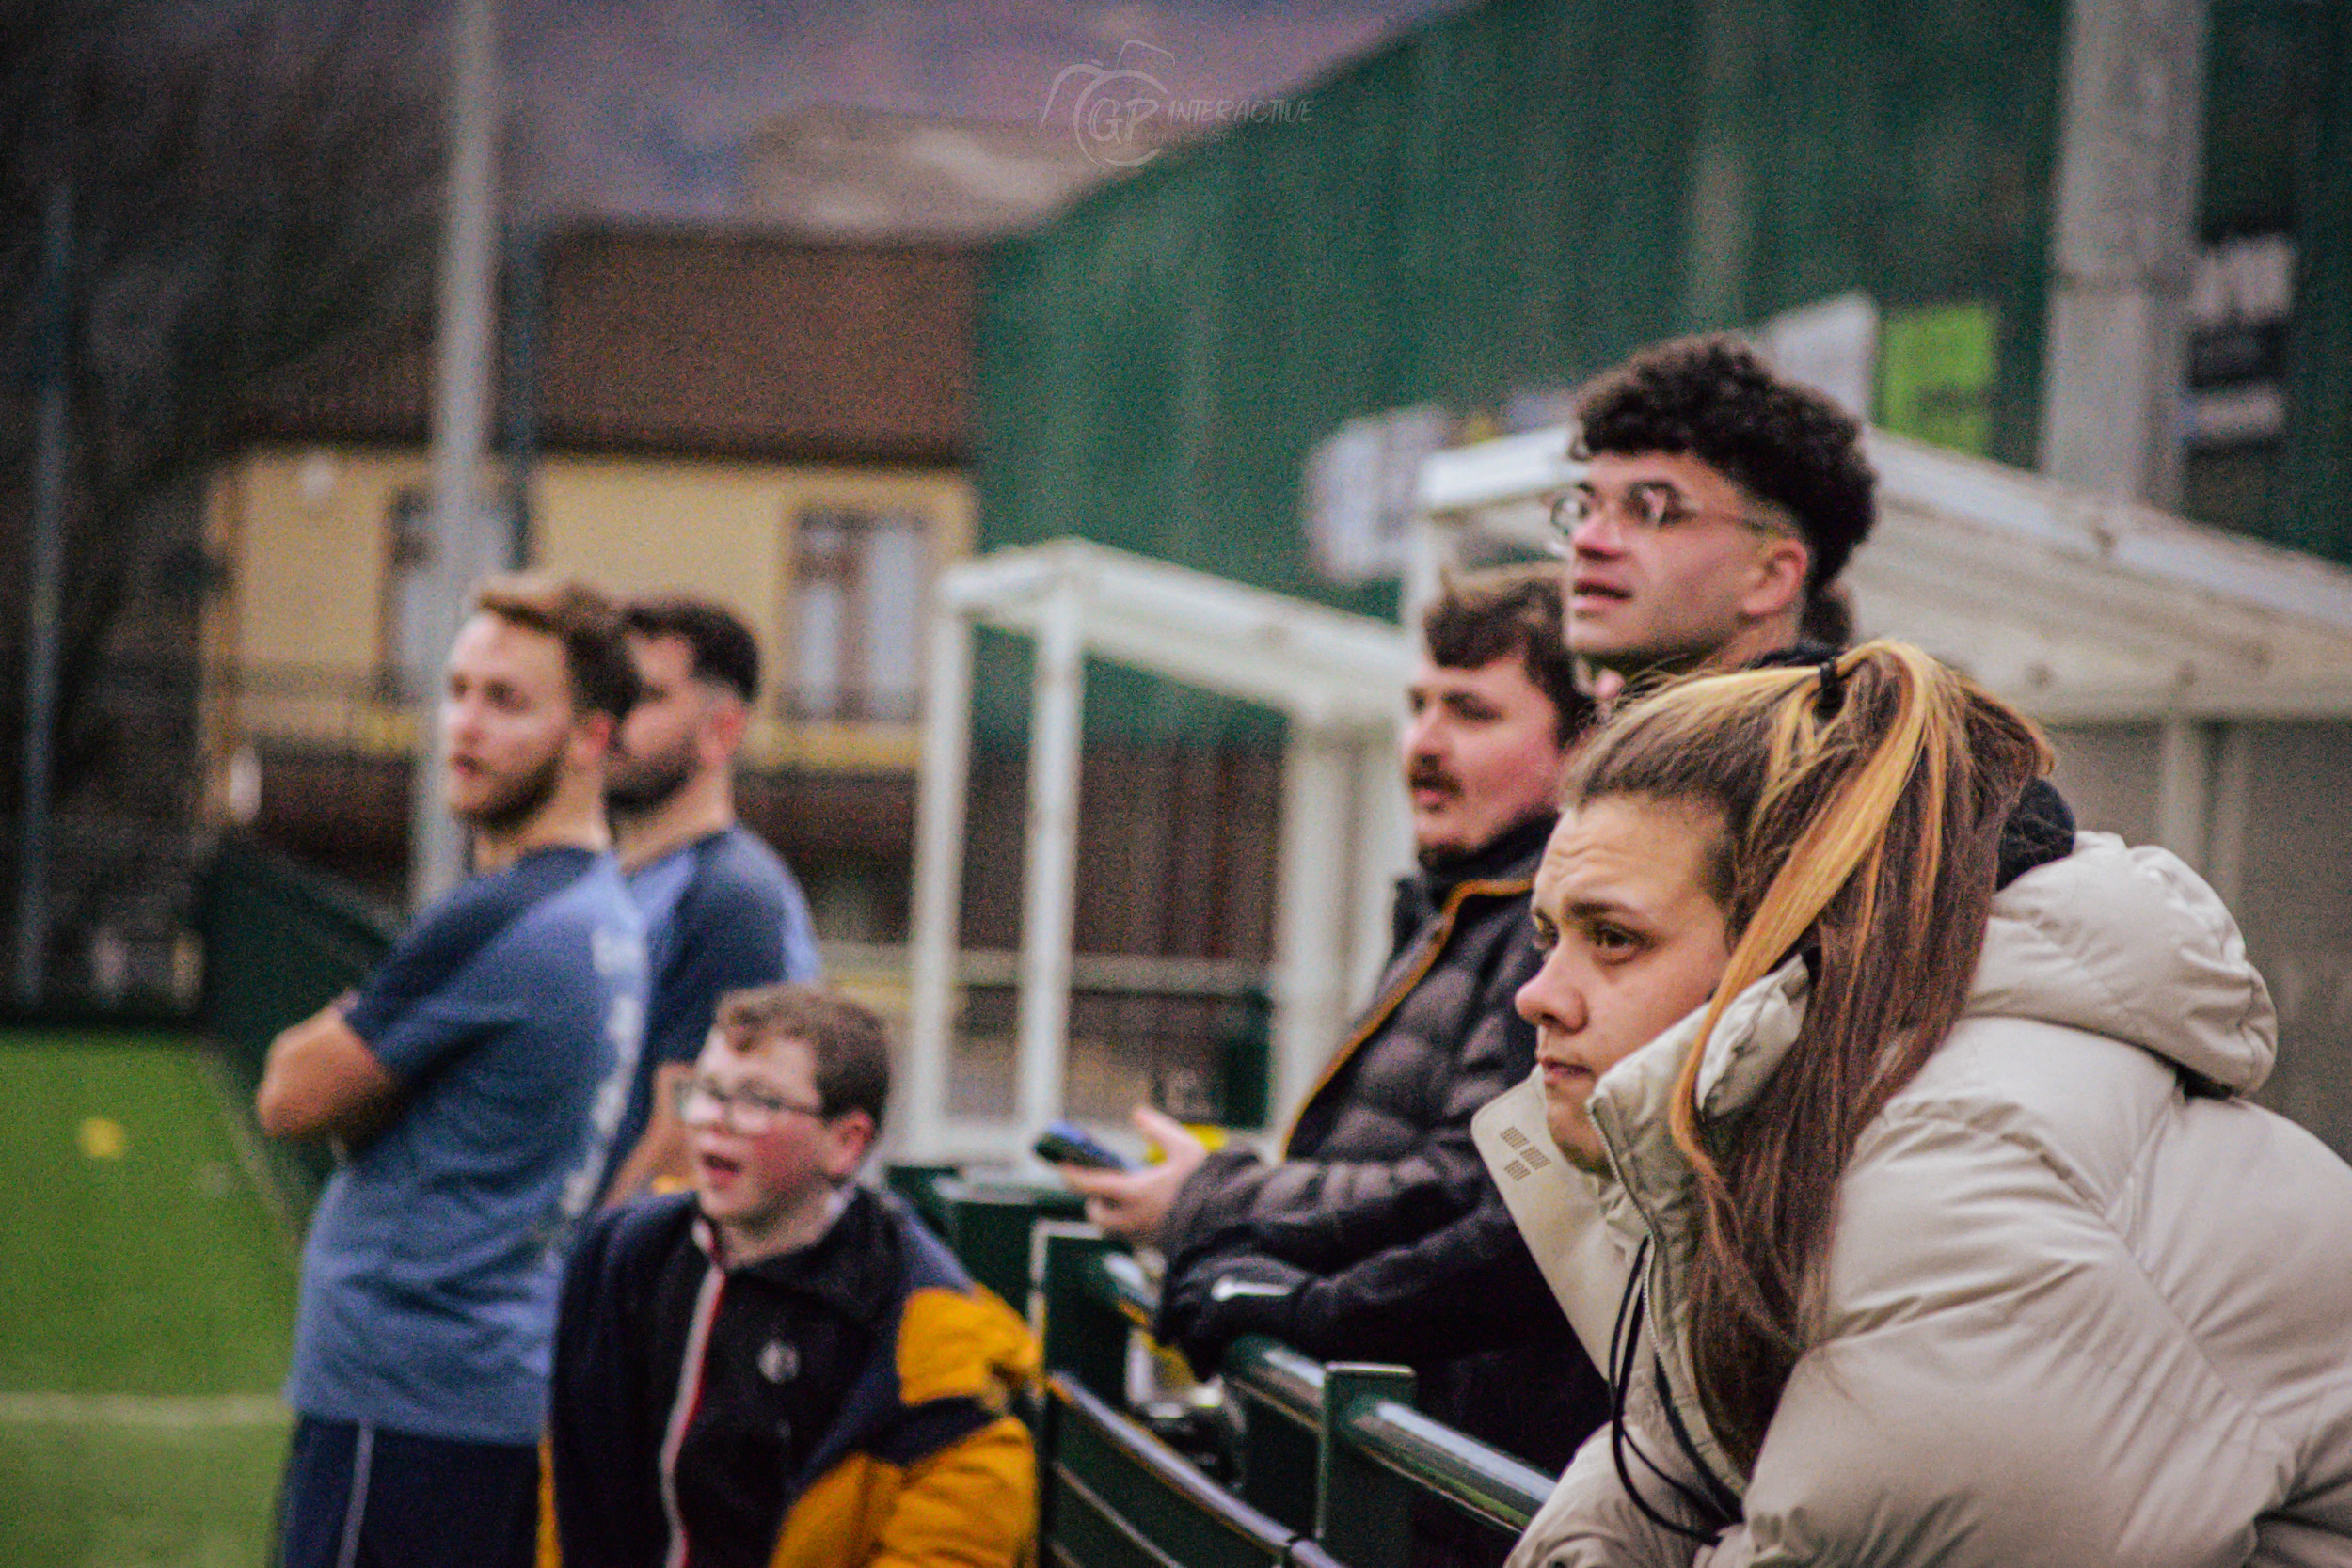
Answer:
[{"left": 545, "top": 984, "right": 1040, "bottom": 1568}]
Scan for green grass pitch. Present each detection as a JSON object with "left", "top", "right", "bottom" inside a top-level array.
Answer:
[{"left": 0, "top": 1032, "right": 300, "bottom": 1567}]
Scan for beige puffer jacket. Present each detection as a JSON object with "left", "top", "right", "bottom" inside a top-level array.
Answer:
[{"left": 1502, "top": 833, "right": 2352, "bottom": 1568}]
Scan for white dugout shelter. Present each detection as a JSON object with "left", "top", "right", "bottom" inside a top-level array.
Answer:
[
  {"left": 902, "top": 430, "right": 2352, "bottom": 1164},
  {"left": 901, "top": 542, "right": 1417, "bottom": 1164}
]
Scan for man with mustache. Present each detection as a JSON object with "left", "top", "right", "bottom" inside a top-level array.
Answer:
[
  {"left": 596, "top": 595, "right": 820, "bottom": 1204},
  {"left": 1058, "top": 565, "right": 1608, "bottom": 1566},
  {"left": 256, "top": 575, "right": 649, "bottom": 1568}
]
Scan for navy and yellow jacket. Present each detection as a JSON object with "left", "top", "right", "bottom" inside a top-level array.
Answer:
[{"left": 546, "top": 1186, "right": 1039, "bottom": 1568}]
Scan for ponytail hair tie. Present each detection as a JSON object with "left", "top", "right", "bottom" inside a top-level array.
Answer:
[{"left": 1814, "top": 656, "right": 1846, "bottom": 719}]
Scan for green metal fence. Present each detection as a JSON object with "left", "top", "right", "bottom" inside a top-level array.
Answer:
[
  {"left": 1045, "top": 1373, "right": 1317, "bottom": 1568},
  {"left": 195, "top": 836, "right": 400, "bottom": 1214},
  {"left": 900, "top": 1168, "right": 1555, "bottom": 1568}
]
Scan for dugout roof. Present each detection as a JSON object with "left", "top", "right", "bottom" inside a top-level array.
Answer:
[
  {"left": 902, "top": 435, "right": 2352, "bottom": 1161},
  {"left": 1416, "top": 427, "right": 2352, "bottom": 722}
]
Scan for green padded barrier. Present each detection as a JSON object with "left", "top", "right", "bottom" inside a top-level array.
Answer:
[
  {"left": 1043, "top": 1374, "right": 1296, "bottom": 1568},
  {"left": 884, "top": 1163, "right": 961, "bottom": 1233},
  {"left": 194, "top": 838, "right": 399, "bottom": 1217}
]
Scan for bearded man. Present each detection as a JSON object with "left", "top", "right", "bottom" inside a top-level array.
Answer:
[
  {"left": 596, "top": 595, "right": 820, "bottom": 1203},
  {"left": 257, "top": 575, "right": 650, "bottom": 1568},
  {"left": 1061, "top": 565, "right": 1610, "bottom": 1568}
]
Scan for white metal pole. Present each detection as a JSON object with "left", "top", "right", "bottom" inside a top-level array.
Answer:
[
  {"left": 1012, "top": 582, "right": 1086, "bottom": 1140},
  {"left": 2155, "top": 716, "right": 2211, "bottom": 872},
  {"left": 411, "top": 0, "right": 501, "bottom": 909},
  {"left": 1269, "top": 725, "right": 1353, "bottom": 1128},
  {"left": 901, "top": 609, "right": 974, "bottom": 1158},
  {"left": 2040, "top": 0, "right": 2209, "bottom": 506}
]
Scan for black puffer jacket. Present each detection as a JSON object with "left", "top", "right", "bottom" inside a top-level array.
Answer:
[
  {"left": 1159, "top": 815, "right": 1549, "bottom": 1268},
  {"left": 1155, "top": 814, "right": 1608, "bottom": 1489}
]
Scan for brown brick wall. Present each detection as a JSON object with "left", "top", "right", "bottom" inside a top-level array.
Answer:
[{"left": 235, "top": 227, "right": 976, "bottom": 464}]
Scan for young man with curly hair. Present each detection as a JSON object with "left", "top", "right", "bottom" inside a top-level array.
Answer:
[
  {"left": 1556, "top": 333, "right": 1876, "bottom": 688},
  {"left": 1549, "top": 332, "right": 2074, "bottom": 866}
]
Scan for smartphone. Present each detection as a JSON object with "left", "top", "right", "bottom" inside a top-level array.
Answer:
[{"left": 1034, "top": 1118, "right": 1136, "bottom": 1171}]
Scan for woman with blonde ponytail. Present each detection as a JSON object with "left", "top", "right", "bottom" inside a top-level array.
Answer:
[{"left": 1501, "top": 641, "right": 2352, "bottom": 1567}]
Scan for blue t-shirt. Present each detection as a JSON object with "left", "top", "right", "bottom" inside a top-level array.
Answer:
[
  {"left": 602, "top": 826, "right": 820, "bottom": 1185},
  {"left": 285, "top": 847, "right": 647, "bottom": 1445}
]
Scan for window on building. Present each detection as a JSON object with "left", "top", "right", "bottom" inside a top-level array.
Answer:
[
  {"left": 379, "top": 485, "right": 434, "bottom": 704},
  {"left": 786, "top": 506, "right": 930, "bottom": 722}
]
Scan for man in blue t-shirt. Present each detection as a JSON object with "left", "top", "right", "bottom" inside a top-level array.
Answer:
[
  {"left": 256, "top": 574, "right": 650, "bottom": 1568},
  {"left": 596, "top": 594, "right": 820, "bottom": 1204}
]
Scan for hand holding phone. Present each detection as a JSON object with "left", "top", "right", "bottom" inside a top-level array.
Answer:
[{"left": 1034, "top": 1118, "right": 1136, "bottom": 1171}]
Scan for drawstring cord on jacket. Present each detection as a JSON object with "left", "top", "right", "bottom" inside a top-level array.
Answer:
[{"left": 1606, "top": 1238, "right": 1739, "bottom": 1545}]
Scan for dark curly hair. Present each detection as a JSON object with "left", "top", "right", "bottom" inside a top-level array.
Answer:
[{"left": 1573, "top": 335, "right": 1876, "bottom": 590}]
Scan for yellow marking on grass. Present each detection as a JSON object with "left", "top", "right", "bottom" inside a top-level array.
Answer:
[{"left": 77, "top": 1117, "right": 128, "bottom": 1159}]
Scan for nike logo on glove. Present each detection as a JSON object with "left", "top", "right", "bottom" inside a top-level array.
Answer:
[{"left": 1208, "top": 1276, "right": 1295, "bottom": 1302}]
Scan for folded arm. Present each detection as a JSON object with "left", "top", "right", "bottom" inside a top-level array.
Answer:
[{"left": 253, "top": 1001, "right": 405, "bottom": 1144}]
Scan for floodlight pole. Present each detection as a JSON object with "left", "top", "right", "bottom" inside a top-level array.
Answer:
[
  {"left": 2040, "top": 0, "right": 2208, "bottom": 507},
  {"left": 15, "top": 181, "right": 72, "bottom": 1004},
  {"left": 411, "top": 0, "right": 503, "bottom": 909}
]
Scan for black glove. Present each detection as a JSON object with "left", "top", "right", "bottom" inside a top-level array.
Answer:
[{"left": 1154, "top": 1254, "right": 1312, "bottom": 1379}]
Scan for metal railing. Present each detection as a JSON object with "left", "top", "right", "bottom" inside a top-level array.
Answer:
[{"left": 895, "top": 1169, "right": 1555, "bottom": 1566}]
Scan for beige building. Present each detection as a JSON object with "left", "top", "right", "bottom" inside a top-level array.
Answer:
[
  {"left": 206, "top": 446, "right": 970, "bottom": 767},
  {"left": 205, "top": 226, "right": 978, "bottom": 936}
]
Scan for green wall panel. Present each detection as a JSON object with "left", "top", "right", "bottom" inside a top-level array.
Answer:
[
  {"left": 2281, "top": 0, "right": 2352, "bottom": 563},
  {"left": 976, "top": 0, "right": 2076, "bottom": 738}
]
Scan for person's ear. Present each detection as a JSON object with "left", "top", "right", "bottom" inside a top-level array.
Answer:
[
  {"left": 1740, "top": 536, "right": 1811, "bottom": 623},
  {"left": 566, "top": 709, "right": 616, "bottom": 770},
  {"left": 698, "top": 694, "right": 749, "bottom": 768},
  {"left": 822, "top": 1109, "right": 877, "bottom": 1178}
]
